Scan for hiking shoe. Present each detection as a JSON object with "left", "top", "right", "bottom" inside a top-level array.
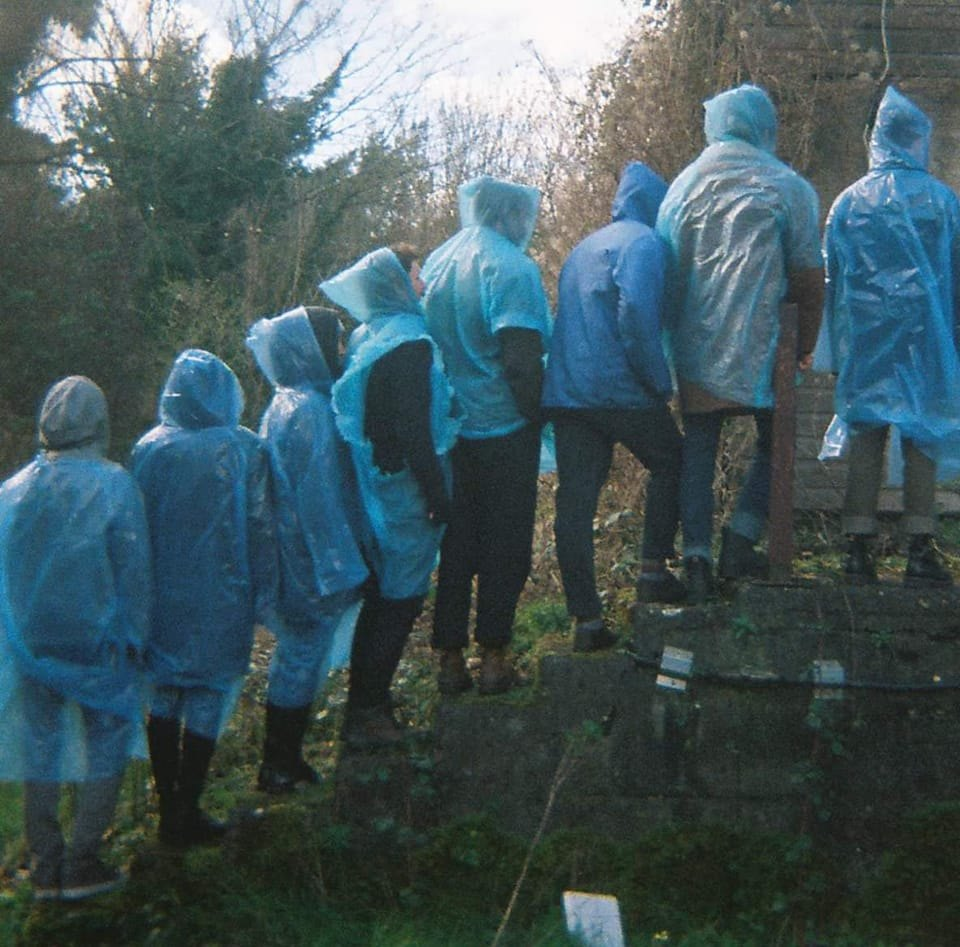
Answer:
[
  {"left": 843, "top": 536, "right": 877, "bottom": 585},
  {"left": 718, "top": 527, "right": 769, "bottom": 581},
  {"left": 341, "top": 705, "right": 405, "bottom": 750},
  {"left": 437, "top": 648, "right": 473, "bottom": 696},
  {"left": 478, "top": 646, "right": 519, "bottom": 695},
  {"left": 905, "top": 535, "right": 953, "bottom": 588},
  {"left": 635, "top": 570, "right": 686, "bottom": 605},
  {"left": 572, "top": 618, "right": 619, "bottom": 653},
  {"left": 257, "top": 756, "right": 320, "bottom": 794},
  {"left": 61, "top": 859, "right": 126, "bottom": 901},
  {"left": 684, "top": 556, "right": 713, "bottom": 605}
]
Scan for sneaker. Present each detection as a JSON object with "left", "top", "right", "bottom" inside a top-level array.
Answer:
[
  {"left": 477, "top": 646, "right": 519, "bottom": 695},
  {"left": 684, "top": 556, "right": 713, "bottom": 605},
  {"left": 437, "top": 649, "right": 473, "bottom": 696},
  {"left": 60, "top": 859, "right": 126, "bottom": 901},
  {"left": 718, "top": 527, "right": 769, "bottom": 581},
  {"left": 341, "top": 705, "right": 405, "bottom": 750},
  {"left": 572, "top": 618, "right": 619, "bottom": 652},
  {"left": 635, "top": 570, "right": 686, "bottom": 605},
  {"left": 843, "top": 536, "right": 877, "bottom": 585},
  {"left": 905, "top": 535, "right": 953, "bottom": 588}
]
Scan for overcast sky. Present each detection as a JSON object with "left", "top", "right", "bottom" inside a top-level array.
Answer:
[{"left": 172, "top": 0, "right": 637, "bottom": 101}]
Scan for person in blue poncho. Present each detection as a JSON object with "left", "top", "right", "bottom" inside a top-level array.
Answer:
[
  {"left": 322, "top": 246, "right": 460, "bottom": 746},
  {"left": 656, "top": 84, "right": 824, "bottom": 602},
  {"left": 0, "top": 376, "right": 150, "bottom": 900},
  {"left": 247, "top": 308, "right": 370, "bottom": 778},
  {"left": 131, "top": 350, "right": 277, "bottom": 840},
  {"left": 543, "top": 162, "right": 684, "bottom": 644},
  {"left": 421, "top": 176, "right": 551, "bottom": 694},
  {"left": 819, "top": 86, "right": 960, "bottom": 586}
]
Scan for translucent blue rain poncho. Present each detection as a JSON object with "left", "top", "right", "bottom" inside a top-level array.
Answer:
[
  {"left": 0, "top": 377, "right": 151, "bottom": 782},
  {"left": 130, "top": 350, "right": 276, "bottom": 701},
  {"left": 247, "top": 307, "right": 369, "bottom": 622},
  {"left": 422, "top": 175, "right": 551, "bottom": 438},
  {"left": 656, "top": 84, "right": 822, "bottom": 408},
  {"left": 543, "top": 162, "right": 672, "bottom": 410},
  {"left": 818, "top": 85, "right": 960, "bottom": 476},
  {"left": 322, "top": 248, "right": 461, "bottom": 599}
]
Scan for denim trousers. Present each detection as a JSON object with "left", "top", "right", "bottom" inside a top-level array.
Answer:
[
  {"left": 550, "top": 405, "right": 682, "bottom": 620},
  {"left": 680, "top": 410, "right": 773, "bottom": 561}
]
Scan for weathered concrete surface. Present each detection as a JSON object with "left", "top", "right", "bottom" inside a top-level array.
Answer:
[{"left": 432, "top": 582, "right": 960, "bottom": 860}]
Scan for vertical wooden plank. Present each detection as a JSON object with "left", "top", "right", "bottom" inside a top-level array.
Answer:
[{"left": 769, "top": 303, "right": 798, "bottom": 581}]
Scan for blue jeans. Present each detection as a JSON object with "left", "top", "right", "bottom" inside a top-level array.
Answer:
[
  {"left": 680, "top": 410, "right": 772, "bottom": 561},
  {"left": 550, "top": 405, "right": 682, "bottom": 619}
]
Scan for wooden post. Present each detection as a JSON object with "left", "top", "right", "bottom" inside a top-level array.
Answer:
[{"left": 768, "top": 303, "right": 798, "bottom": 582}]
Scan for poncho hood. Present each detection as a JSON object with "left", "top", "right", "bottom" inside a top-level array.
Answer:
[
  {"left": 611, "top": 162, "right": 668, "bottom": 227},
  {"left": 704, "top": 84, "right": 778, "bottom": 154},
  {"left": 320, "top": 248, "right": 422, "bottom": 324},
  {"left": 869, "top": 85, "right": 931, "bottom": 172},
  {"left": 159, "top": 349, "right": 243, "bottom": 430},
  {"left": 247, "top": 306, "right": 333, "bottom": 390},
  {"left": 458, "top": 175, "right": 541, "bottom": 251}
]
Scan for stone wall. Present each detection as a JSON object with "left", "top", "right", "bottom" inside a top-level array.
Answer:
[{"left": 433, "top": 582, "right": 960, "bottom": 865}]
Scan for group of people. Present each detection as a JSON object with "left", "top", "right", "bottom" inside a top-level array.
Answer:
[{"left": 1, "top": 79, "right": 958, "bottom": 902}]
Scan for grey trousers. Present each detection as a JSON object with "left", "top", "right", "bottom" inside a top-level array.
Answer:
[
  {"left": 24, "top": 776, "right": 123, "bottom": 887},
  {"left": 842, "top": 425, "right": 937, "bottom": 536}
]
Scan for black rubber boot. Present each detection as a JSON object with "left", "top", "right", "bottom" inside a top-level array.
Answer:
[
  {"left": 843, "top": 535, "right": 877, "bottom": 585},
  {"left": 718, "top": 527, "right": 769, "bottom": 581},
  {"left": 905, "top": 535, "right": 953, "bottom": 588},
  {"left": 257, "top": 703, "right": 318, "bottom": 795},
  {"left": 178, "top": 730, "right": 227, "bottom": 847},
  {"left": 146, "top": 715, "right": 182, "bottom": 846}
]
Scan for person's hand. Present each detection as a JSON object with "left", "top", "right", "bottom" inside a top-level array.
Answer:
[{"left": 797, "top": 352, "right": 813, "bottom": 372}]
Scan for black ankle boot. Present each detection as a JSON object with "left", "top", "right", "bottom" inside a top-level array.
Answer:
[
  {"left": 843, "top": 535, "right": 877, "bottom": 584},
  {"left": 905, "top": 535, "right": 953, "bottom": 588}
]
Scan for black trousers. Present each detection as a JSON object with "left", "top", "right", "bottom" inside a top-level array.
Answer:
[
  {"left": 348, "top": 582, "right": 424, "bottom": 711},
  {"left": 431, "top": 423, "right": 541, "bottom": 650}
]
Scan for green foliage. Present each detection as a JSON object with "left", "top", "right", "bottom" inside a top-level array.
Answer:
[{"left": 855, "top": 802, "right": 960, "bottom": 947}]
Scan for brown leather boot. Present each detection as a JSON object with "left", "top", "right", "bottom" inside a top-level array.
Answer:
[
  {"left": 478, "top": 646, "right": 518, "bottom": 696},
  {"left": 437, "top": 649, "right": 472, "bottom": 696}
]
